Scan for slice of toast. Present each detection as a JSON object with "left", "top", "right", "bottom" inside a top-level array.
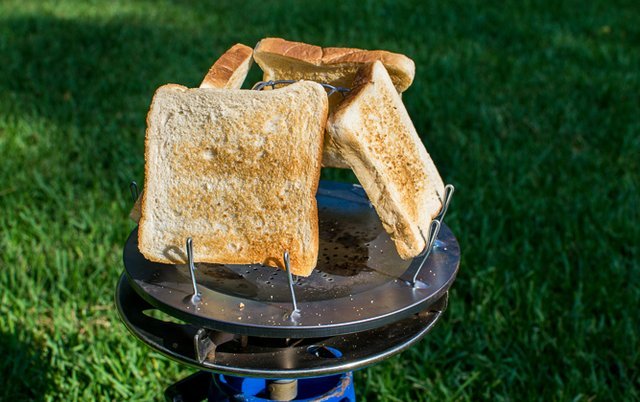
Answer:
[
  {"left": 254, "top": 38, "right": 415, "bottom": 94},
  {"left": 253, "top": 38, "right": 415, "bottom": 168},
  {"left": 130, "top": 43, "right": 254, "bottom": 223},
  {"left": 138, "top": 81, "right": 328, "bottom": 276},
  {"left": 326, "top": 61, "right": 445, "bottom": 259},
  {"left": 200, "top": 43, "right": 253, "bottom": 89}
]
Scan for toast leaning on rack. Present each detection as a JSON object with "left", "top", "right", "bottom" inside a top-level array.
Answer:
[
  {"left": 138, "top": 81, "right": 328, "bottom": 276},
  {"left": 327, "top": 61, "right": 445, "bottom": 259},
  {"left": 130, "top": 43, "right": 253, "bottom": 222}
]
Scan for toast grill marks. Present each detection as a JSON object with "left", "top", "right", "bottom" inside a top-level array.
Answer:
[
  {"left": 327, "top": 61, "right": 445, "bottom": 259},
  {"left": 139, "top": 82, "right": 327, "bottom": 276}
]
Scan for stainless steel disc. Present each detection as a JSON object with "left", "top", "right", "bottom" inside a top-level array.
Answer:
[
  {"left": 123, "top": 181, "right": 460, "bottom": 338},
  {"left": 116, "top": 275, "right": 448, "bottom": 378}
]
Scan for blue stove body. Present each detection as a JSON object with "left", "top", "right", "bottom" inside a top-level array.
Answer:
[
  {"left": 164, "top": 370, "right": 356, "bottom": 402},
  {"left": 210, "top": 372, "right": 356, "bottom": 402}
]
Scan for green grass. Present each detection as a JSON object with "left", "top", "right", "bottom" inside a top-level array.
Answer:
[{"left": 1, "top": 0, "right": 639, "bottom": 400}]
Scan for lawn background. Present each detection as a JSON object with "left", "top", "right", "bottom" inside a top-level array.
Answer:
[{"left": 1, "top": 0, "right": 638, "bottom": 400}]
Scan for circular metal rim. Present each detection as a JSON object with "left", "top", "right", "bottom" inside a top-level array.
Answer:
[
  {"left": 116, "top": 274, "right": 447, "bottom": 378},
  {"left": 123, "top": 180, "right": 460, "bottom": 338},
  {"left": 123, "top": 229, "right": 457, "bottom": 338}
]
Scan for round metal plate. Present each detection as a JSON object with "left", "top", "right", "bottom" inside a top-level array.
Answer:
[
  {"left": 116, "top": 275, "right": 448, "bottom": 378},
  {"left": 123, "top": 180, "right": 460, "bottom": 338}
]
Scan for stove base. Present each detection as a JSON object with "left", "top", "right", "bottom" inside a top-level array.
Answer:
[{"left": 165, "top": 371, "right": 356, "bottom": 402}]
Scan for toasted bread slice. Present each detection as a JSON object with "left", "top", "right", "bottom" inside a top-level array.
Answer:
[
  {"left": 254, "top": 38, "right": 415, "bottom": 93},
  {"left": 254, "top": 38, "right": 415, "bottom": 168},
  {"left": 138, "top": 82, "right": 327, "bottom": 276},
  {"left": 130, "top": 44, "right": 254, "bottom": 223},
  {"left": 327, "top": 61, "right": 444, "bottom": 259},
  {"left": 200, "top": 43, "right": 253, "bottom": 89}
]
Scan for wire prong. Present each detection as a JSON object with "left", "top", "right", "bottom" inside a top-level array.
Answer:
[
  {"left": 129, "top": 181, "right": 139, "bottom": 204},
  {"left": 283, "top": 251, "right": 300, "bottom": 318},
  {"left": 435, "top": 184, "right": 455, "bottom": 223},
  {"left": 411, "top": 219, "right": 442, "bottom": 287},
  {"left": 186, "top": 237, "right": 201, "bottom": 303}
]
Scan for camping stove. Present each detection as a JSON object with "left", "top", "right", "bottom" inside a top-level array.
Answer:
[{"left": 116, "top": 180, "right": 459, "bottom": 401}]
